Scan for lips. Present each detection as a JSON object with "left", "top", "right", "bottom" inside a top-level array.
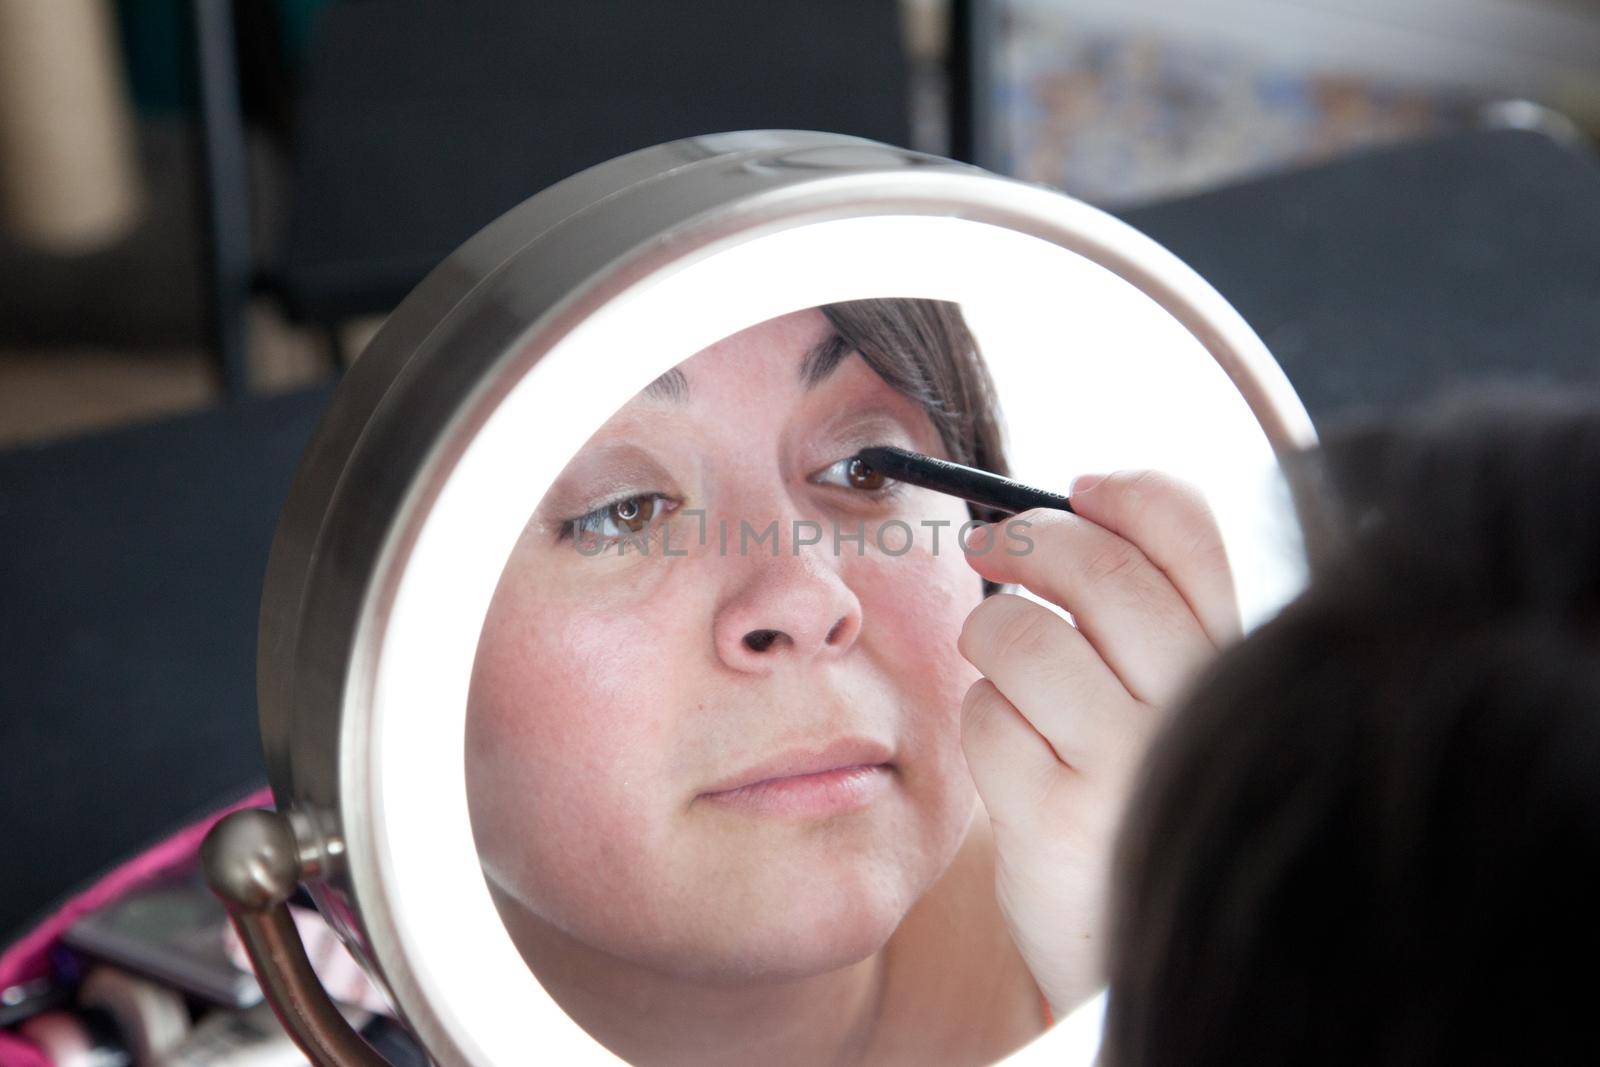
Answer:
[{"left": 699, "top": 736, "right": 895, "bottom": 797}]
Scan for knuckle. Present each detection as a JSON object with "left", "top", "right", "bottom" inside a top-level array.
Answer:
[
  {"left": 1152, "top": 476, "right": 1229, "bottom": 565},
  {"left": 1011, "top": 506, "right": 1063, "bottom": 533},
  {"left": 1168, "top": 486, "right": 1226, "bottom": 555},
  {"left": 1121, "top": 467, "right": 1163, "bottom": 498},
  {"left": 962, "top": 593, "right": 1021, "bottom": 658},
  {"left": 1081, "top": 538, "right": 1145, "bottom": 588},
  {"left": 990, "top": 600, "right": 1059, "bottom": 662},
  {"left": 957, "top": 608, "right": 984, "bottom": 662},
  {"left": 960, "top": 681, "right": 1006, "bottom": 745},
  {"left": 1092, "top": 468, "right": 1166, "bottom": 520},
  {"left": 960, "top": 596, "right": 1004, "bottom": 657},
  {"left": 1116, "top": 470, "right": 1214, "bottom": 536},
  {"left": 1121, "top": 468, "right": 1183, "bottom": 508},
  {"left": 961, "top": 677, "right": 996, "bottom": 719},
  {"left": 1179, "top": 511, "right": 1227, "bottom": 565},
  {"left": 1186, "top": 529, "right": 1235, "bottom": 600}
]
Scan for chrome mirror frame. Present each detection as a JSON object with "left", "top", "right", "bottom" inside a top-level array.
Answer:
[{"left": 204, "top": 129, "right": 1315, "bottom": 1067}]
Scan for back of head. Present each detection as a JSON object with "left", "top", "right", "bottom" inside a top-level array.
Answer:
[
  {"left": 1102, "top": 387, "right": 1600, "bottom": 1067},
  {"left": 1293, "top": 387, "right": 1600, "bottom": 622}
]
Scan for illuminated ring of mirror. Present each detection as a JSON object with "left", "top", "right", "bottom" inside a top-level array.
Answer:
[{"left": 257, "top": 130, "right": 1315, "bottom": 1065}]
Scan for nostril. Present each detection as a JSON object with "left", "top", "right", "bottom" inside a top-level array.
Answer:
[
  {"left": 824, "top": 617, "right": 848, "bottom": 645},
  {"left": 744, "top": 629, "right": 781, "bottom": 653}
]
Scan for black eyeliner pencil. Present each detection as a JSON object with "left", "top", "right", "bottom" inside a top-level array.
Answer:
[{"left": 855, "top": 446, "right": 1075, "bottom": 516}]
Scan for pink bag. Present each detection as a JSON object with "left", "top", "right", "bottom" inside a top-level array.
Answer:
[{"left": 0, "top": 786, "right": 271, "bottom": 1067}]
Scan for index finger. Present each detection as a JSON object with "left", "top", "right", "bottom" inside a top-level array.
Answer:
[
  {"left": 1062, "top": 470, "right": 1240, "bottom": 645},
  {"left": 965, "top": 508, "right": 1213, "bottom": 705}
]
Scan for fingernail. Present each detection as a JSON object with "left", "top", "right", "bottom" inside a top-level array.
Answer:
[
  {"left": 963, "top": 522, "right": 993, "bottom": 553},
  {"left": 1071, "top": 472, "right": 1107, "bottom": 494}
]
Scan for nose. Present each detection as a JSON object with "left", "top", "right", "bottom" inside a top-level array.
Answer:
[{"left": 712, "top": 534, "right": 863, "bottom": 672}]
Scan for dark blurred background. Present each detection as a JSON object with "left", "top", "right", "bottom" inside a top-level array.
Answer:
[
  {"left": 3, "top": 0, "right": 1600, "bottom": 951},
  {"left": 1, "top": 0, "right": 1597, "bottom": 444}
]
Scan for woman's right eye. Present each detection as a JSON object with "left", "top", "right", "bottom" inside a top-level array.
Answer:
[{"left": 560, "top": 494, "right": 674, "bottom": 545}]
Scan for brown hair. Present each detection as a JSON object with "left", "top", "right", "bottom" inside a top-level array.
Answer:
[
  {"left": 817, "top": 298, "right": 1011, "bottom": 596},
  {"left": 1102, "top": 388, "right": 1600, "bottom": 1067}
]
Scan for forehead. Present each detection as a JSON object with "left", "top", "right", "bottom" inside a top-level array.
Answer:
[
  {"left": 638, "top": 307, "right": 841, "bottom": 407},
  {"left": 559, "top": 306, "right": 949, "bottom": 472},
  {"left": 707, "top": 306, "right": 832, "bottom": 357}
]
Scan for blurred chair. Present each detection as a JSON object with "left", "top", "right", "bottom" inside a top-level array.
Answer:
[{"left": 197, "top": 0, "right": 916, "bottom": 381}]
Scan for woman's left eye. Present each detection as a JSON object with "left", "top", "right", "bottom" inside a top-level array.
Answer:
[{"left": 810, "top": 454, "right": 899, "bottom": 495}]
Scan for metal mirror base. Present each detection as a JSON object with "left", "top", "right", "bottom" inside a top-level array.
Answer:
[{"left": 202, "top": 809, "right": 391, "bottom": 1067}]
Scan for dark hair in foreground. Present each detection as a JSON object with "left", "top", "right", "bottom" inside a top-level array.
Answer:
[
  {"left": 1102, "top": 388, "right": 1600, "bottom": 1066},
  {"left": 820, "top": 299, "right": 1011, "bottom": 596}
]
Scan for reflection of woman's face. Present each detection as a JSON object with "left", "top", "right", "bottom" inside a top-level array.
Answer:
[{"left": 466, "top": 308, "right": 985, "bottom": 985}]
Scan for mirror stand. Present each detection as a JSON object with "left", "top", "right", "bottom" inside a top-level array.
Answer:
[{"left": 202, "top": 809, "right": 389, "bottom": 1067}]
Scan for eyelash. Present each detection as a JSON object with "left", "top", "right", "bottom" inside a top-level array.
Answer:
[{"left": 554, "top": 448, "right": 906, "bottom": 546}]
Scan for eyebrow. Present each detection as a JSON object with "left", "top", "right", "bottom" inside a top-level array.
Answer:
[
  {"left": 642, "top": 366, "right": 689, "bottom": 402},
  {"left": 639, "top": 331, "right": 853, "bottom": 403},
  {"left": 800, "top": 331, "right": 853, "bottom": 388}
]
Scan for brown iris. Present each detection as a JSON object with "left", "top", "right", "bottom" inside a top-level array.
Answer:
[
  {"left": 846, "top": 457, "right": 887, "bottom": 491},
  {"left": 610, "top": 495, "right": 658, "bottom": 532}
]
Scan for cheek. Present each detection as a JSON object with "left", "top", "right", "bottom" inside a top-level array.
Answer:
[
  {"left": 842, "top": 522, "right": 985, "bottom": 889},
  {"left": 465, "top": 575, "right": 692, "bottom": 906},
  {"left": 849, "top": 522, "right": 985, "bottom": 745}
]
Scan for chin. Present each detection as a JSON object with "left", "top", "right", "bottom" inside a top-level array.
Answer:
[
  {"left": 668, "top": 918, "right": 903, "bottom": 988},
  {"left": 651, "top": 860, "right": 928, "bottom": 987}
]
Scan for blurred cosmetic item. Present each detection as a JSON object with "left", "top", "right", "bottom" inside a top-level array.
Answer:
[
  {"left": 76, "top": 967, "right": 191, "bottom": 1066},
  {"left": 165, "top": 1000, "right": 372, "bottom": 1067}
]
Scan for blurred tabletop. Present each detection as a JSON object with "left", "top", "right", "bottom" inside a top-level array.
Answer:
[{"left": 3, "top": 127, "right": 1599, "bottom": 942}]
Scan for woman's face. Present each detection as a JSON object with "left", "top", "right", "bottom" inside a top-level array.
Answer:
[{"left": 466, "top": 307, "right": 986, "bottom": 984}]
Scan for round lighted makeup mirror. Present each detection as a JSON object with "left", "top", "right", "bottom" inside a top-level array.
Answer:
[{"left": 202, "top": 130, "right": 1315, "bottom": 1066}]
